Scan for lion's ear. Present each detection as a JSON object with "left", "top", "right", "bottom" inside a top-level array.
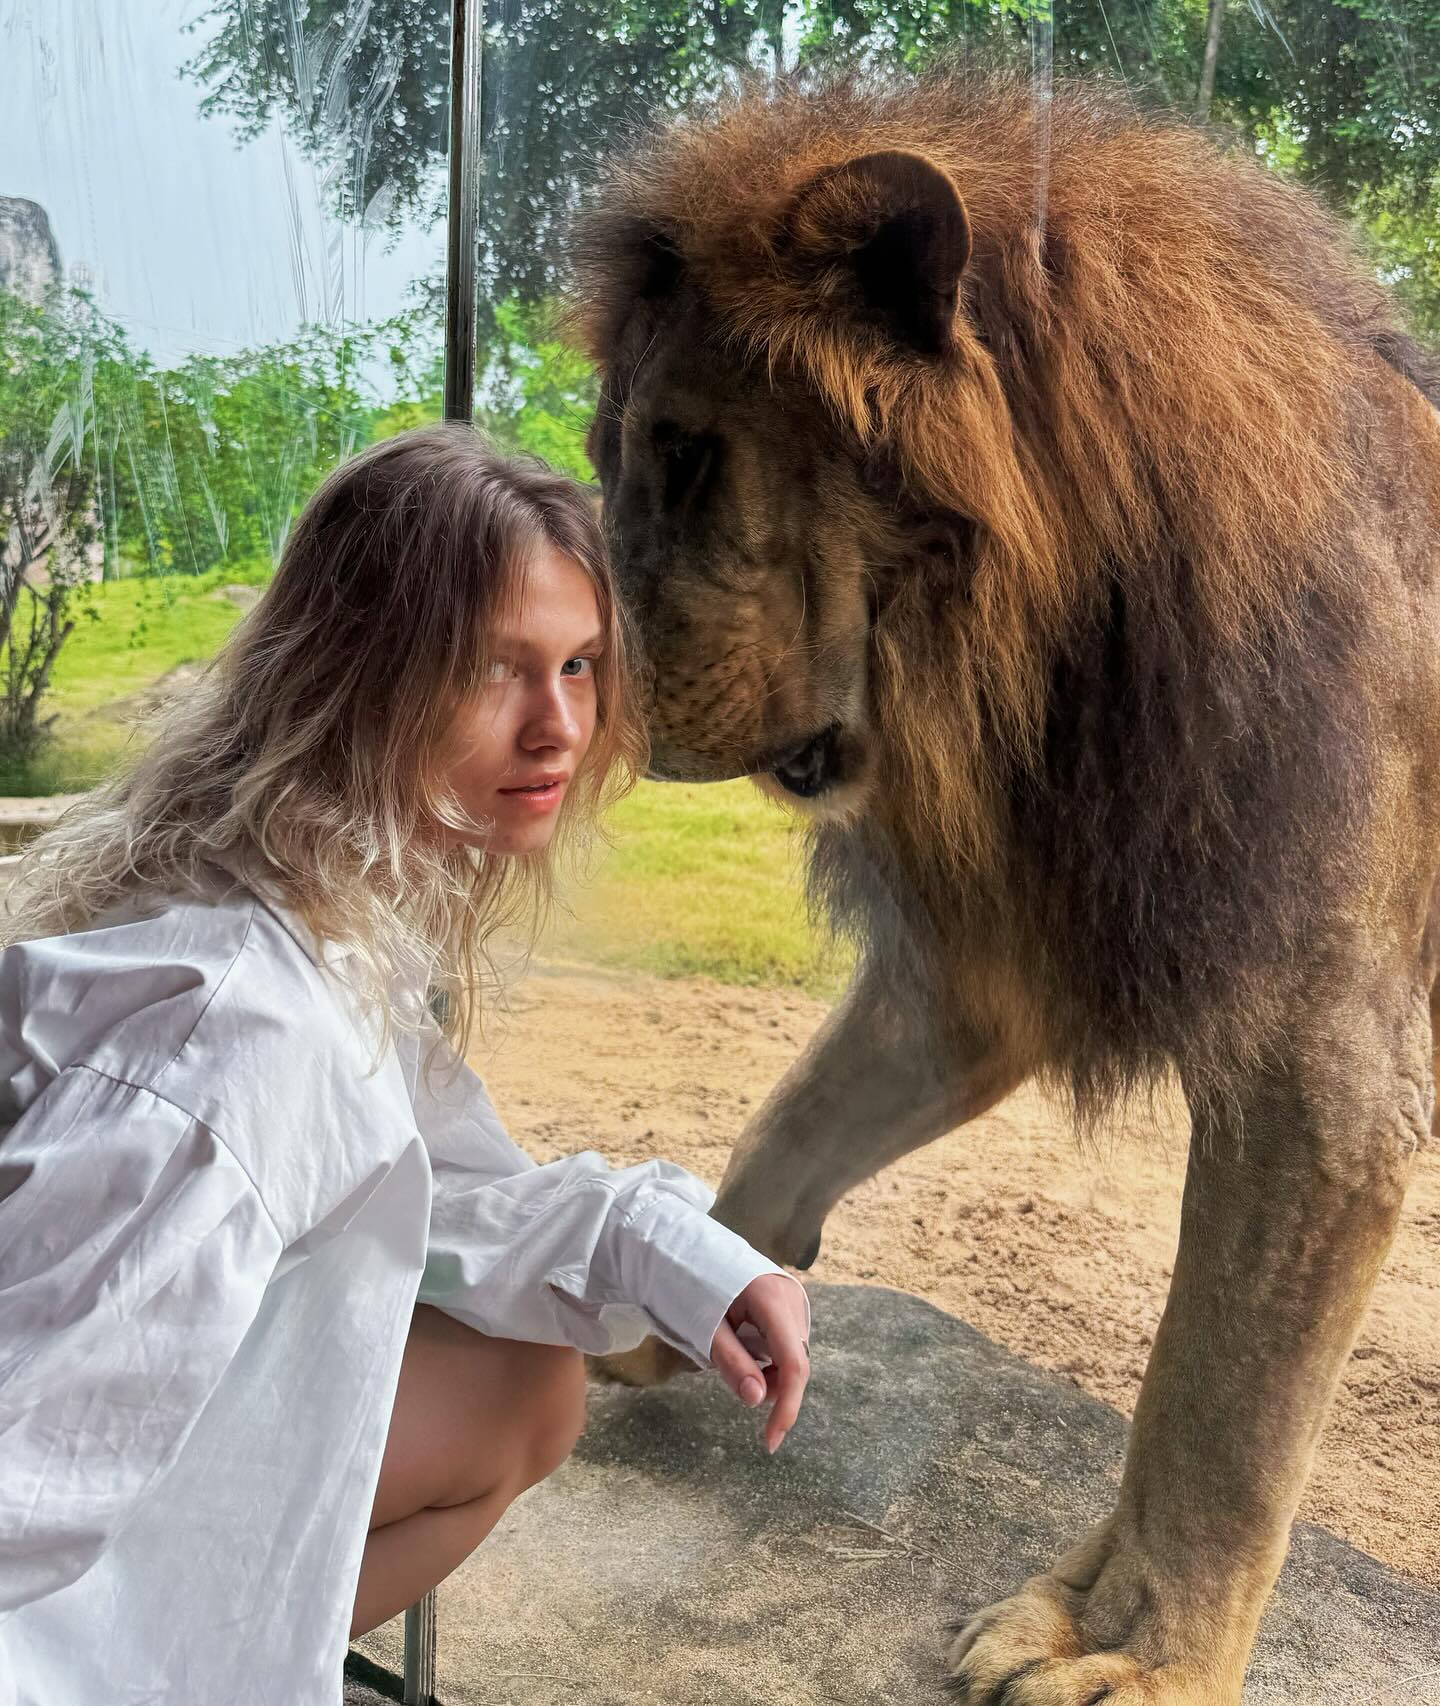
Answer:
[
  {"left": 597, "top": 220, "right": 685, "bottom": 311},
  {"left": 631, "top": 228, "right": 685, "bottom": 301},
  {"left": 581, "top": 219, "right": 687, "bottom": 360},
  {"left": 782, "top": 150, "right": 970, "bottom": 358}
]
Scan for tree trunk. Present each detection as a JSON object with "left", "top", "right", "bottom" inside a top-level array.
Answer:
[{"left": 1197, "top": 0, "right": 1225, "bottom": 119}]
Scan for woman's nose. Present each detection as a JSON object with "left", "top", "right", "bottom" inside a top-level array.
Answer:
[{"left": 521, "top": 681, "right": 581, "bottom": 750}]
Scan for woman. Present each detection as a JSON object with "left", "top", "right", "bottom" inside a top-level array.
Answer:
[{"left": 0, "top": 424, "right": 810, "bottom": 1706}]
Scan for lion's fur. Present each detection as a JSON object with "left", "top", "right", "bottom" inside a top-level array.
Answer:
[{"left": 575, "top": 68, "right": 1440, "bottom": 1114}]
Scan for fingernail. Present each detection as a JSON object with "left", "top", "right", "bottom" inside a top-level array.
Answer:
[
  {"left": 768, "top": 1430, "right": 786, "bottom": 1455},
  {"left": 740, "top": 1375, "right": 765, "bottom": 1406}
]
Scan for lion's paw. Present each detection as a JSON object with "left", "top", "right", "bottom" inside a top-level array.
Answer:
[
  {"left": 586, "top": 1335, "right": 697, "bottom": 1387},
  {"left": 944, "top": 1576, "right": 1220, "bottom": 1705}
]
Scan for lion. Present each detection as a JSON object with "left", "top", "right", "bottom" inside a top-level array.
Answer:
[{"left": 572, "top": 68, "right": 1440, "bottom": 1705}]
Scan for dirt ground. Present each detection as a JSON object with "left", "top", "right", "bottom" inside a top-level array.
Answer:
[{"left": 475, "top": 957, "right": 1440, "bottom": 1591}]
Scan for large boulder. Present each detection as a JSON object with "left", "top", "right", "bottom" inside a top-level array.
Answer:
[
  {"left": 0, "top": 197, "right": 61, "bottom": 303},
  {"left": 350, "top": 1283, "right": 1440, "bottom": 1704}
]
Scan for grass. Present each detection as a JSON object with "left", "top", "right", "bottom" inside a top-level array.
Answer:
[
  {"left": 4, "top": 571, "right": 850, "bottom": 996},
  {"left": 546, "top": 780, "right": 852, "bottom": 998},
  {"left": 2, "top": 565, "right": 270, "bottom": 795}
]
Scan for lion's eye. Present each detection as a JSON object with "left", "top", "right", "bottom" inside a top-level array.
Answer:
[
  {"left": 588, "top": 386, "right": 622, "bottom": 480},
  {"left": 652, "top": 418, "right": 721, "bottom": 511}
]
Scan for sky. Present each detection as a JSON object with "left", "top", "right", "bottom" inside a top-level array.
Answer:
[{"left": 0, "top": 0, "right": 445, "bottom": 378}]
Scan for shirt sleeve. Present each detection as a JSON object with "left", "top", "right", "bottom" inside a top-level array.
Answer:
[
  {"left": 0, "top": 1067, "right": 282, "bottom": 1616},
  {"left": 405, "top": 1034, "right": 807, "bottom": 1366}
]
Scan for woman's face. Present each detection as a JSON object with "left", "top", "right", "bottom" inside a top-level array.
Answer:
[{"left": 439, "top": 546, "right": 603, "bottom": 856}]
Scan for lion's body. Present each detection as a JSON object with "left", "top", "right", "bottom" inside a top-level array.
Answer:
[
  {"left": 579, "top": 71, "right": 1440, "bottom": 1111},
  {"left": 578, "top": 69, "right": 1440, "bottom": 1704}
]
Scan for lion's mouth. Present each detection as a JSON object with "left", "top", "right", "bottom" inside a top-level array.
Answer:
[
  {"left": 767, "top": 723, "right": 844, "bottom": 798},
  {"left": 647, "top": 720, "right": 863, "bottom": 796}
]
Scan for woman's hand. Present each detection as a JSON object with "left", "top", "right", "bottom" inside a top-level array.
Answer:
[{"left": 709, "top": 1273, "right": 810, "bottom": 1454}]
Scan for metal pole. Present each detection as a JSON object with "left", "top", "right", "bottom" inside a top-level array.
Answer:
[
  {"left": 402, "top": 1592, "right": 437, "bottom": 1706},
  {"left": 400, "top": 4, "right": 485, "bottom": 1699},
  {"left": 444, "top": 0, "right": 484, "bottom": 422}
]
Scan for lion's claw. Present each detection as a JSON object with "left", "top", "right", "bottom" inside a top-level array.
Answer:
[{"left": 944, "top": 1575, "right": 1226, "bottom": 1705}]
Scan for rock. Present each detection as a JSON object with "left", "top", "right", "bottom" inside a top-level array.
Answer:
[
  {"left": 0, "top": 197, "right": 61, "bottom": 304},
  {"left": 208, "top": 583, "right": 263, "bottom": 612},
  {"left": 0, "top": 794, "right": 84, "bottom": 857},
  {"left": 351, "top": 1283, "right": 1440, "bottom": 1704}
]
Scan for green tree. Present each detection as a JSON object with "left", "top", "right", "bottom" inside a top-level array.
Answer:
[
  {"left": 183, "top": 1, "right": 453, "bottom": 230},
  {"left": 477, "top": 298, "right": 596, "bottom": 477},
  {"left": 0, "top": 287, "right": 120, "bottom": 769},
  {"left": 185, "top": 0, "right": 764, "bottom": 303},
  {"left": 182, "top": 0, "right": 1440, "bottom": 335}
]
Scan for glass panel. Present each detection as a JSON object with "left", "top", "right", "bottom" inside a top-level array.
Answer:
[
  {"left": 0, "top": 0, "right": 450, "bottom": 793},
  {"left": 471, "top": 0, "right": 1440, "bottom": 1044},
  {"left": 465, "top": 9, "right": 1440, "bottom": 1693},
  {"left": 1, "top": 0, "right": 1431, "bottom": 1684}
]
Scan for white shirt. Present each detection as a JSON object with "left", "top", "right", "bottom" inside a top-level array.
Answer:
[{"left": 0, "top": 883, "right": 797, "bottom": 1706}]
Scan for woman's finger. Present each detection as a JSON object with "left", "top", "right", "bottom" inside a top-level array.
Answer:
[
  {"left": 709, "top": 1318, "right": 768, "bottom": 1408},
  {"left": 752, "top": 1315, "right": 808, "bottom": 1454},
  {"left": 725, "top": 1273, "right": 811, "bottom": 1453}
]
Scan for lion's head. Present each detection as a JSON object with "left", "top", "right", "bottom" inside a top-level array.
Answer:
[
  {"left": 575, "top": 70, "right": 1396, "bottom": 807},
  {"left": 578, "top": 122, "right": 1012, "bottom": 817}
]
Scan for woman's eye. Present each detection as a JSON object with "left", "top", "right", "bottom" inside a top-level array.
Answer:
[
  {"left": 560, "top": 657, "right": 595, "bottom": 679},
  {"left": 485, "top": 659, "right": 516, "bottom": 683}
]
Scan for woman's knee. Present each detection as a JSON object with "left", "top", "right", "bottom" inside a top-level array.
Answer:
[
  {"left": 379, "top": 1311, "right": 586, "bottom": 1520},
  {"left": 442, "top": 1337, "right": 585, "bottom": 1504}
]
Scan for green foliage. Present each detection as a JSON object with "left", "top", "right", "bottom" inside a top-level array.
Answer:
[
  {"left": 1354, "top": 172, "right": 1440, "bottom": 336},
  {"left": 108, "top": 330, "right": 376, "bottom": 574},
  {"left": 477, "top": 299, "right": 597, "bottom": 479},
  {"left": 0, "top": 277, "right": 444, "bottom": 778}
]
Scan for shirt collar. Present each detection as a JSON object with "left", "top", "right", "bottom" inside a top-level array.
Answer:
[
  {"left": 198, "top": 859, "right": 356, "bottom": 972},
  {"left": 255, "top": 894, "right": 357, "bottom": 971}
]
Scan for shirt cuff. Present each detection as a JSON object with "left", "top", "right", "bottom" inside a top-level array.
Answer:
[{"left": 613, "top": 1194, "right": 811, "bottom": 1368}]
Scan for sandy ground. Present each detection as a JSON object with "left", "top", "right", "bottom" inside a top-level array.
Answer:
[{"left": 474, "top": 957, "right": 1440, "bottom": 1592}]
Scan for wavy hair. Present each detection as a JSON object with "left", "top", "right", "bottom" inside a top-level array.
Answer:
[{"left": 7, "top": 423, "right": 645, "bottom": 1050}]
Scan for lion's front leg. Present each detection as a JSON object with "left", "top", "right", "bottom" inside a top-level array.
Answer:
[
  {"left": 946, "top": 977, "right": 1428, "bottom": 1705},
  {"left": 710, "top": 961, "right": 1024, "bottom": 1271},
  {"left": 590, "top": 963, "right": 1023, "bottom": 1387}
]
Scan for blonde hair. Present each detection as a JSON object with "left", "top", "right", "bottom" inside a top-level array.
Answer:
[{"left": 7, "top": 423, "right": 645, "bottom": 1050}]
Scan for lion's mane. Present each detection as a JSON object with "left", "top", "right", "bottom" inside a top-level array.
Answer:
[{"left": 576, "top": 69, "right": 1440, "bottom": 1112}]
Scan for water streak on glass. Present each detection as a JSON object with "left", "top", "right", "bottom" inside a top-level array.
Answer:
[{"left": 1030, "top": 0, "right": 1055, "bottom": 244}]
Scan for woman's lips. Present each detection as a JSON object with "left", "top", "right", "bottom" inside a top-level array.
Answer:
[{"left": 496, "top": 778, "right": 566, "bottom": 811}]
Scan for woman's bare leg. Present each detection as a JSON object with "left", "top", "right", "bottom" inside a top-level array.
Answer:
[{"left": 351, "top": 1303, "right": 586, "bottom": 1637}]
